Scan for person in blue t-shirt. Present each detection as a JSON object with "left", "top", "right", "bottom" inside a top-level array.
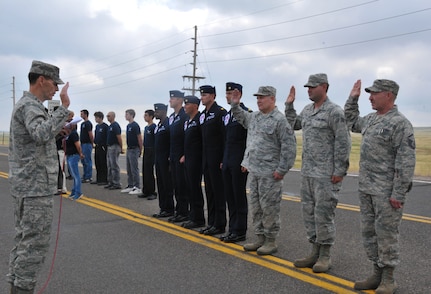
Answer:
[
  {"left": 139, "top": 109, "right": 157, "bottom": 200},
  {"left": 92, "top": 111, "right": 109, "bottom": 185},
  {"left": 105, "top": 111, "right": 123, "bottom": 190},
  {"left": 80, "top": 109, "right": 94, "bottom": 183},
  {"left": 121, "top": 109, "right": 143, "bottom": 195}
]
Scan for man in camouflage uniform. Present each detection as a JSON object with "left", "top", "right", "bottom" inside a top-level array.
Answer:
[
  {"left": 8, "top": 61, "right": 71, "bottom": 294},
  {"left": 285, "top": 73, "right": 351, "bottom": 273},
  {"left": 231, "top": 86, "right": 296, "bottom": 255},
  {"left": 345, "top": 79, "right": 415, "bottom": 294}
]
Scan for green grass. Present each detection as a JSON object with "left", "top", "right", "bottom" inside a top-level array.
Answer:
[{"left": 293, "top": 128, "right": 430, "bottom": 178}]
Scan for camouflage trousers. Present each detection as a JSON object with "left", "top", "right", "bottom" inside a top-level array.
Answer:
[
  {"left": 300, "top": 176, "right": 340, "bottom": 245},
  {"left": 359, "top": 192, "right": 403, "bottom": 267},
  {"left": 7, "top": 195, "right": 54, "bottom": 290},
  {"left": 248, "top": 172, "right": 282, "bottom": 239}
]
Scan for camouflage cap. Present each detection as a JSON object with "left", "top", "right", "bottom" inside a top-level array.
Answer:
[
  {"left": 184, "top": 95, "right": 200, "bottom": 105},
  {"left": 253, "top": 86, "right": 276, "bottom": 97},
  {"left": 304, "top": 73, "right": 328, "bottom": 87},
  {"left": 365, "top": 79, "right": 399, "bottom": 96},
  {"left": 154, "top": 103, "right": 168, "bottom": 111},
  {"left": 29, "top": 60, "right": 64, "bottom": 85},
  {"left": 169, "top": 90, "right": 184, "bottom": 98}
]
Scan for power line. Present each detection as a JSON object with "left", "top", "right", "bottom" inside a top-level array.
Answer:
[
  {"left": 73, "top": 64, "right": 185, "bottom": 95},
  {"left": 65, "top": 38, "right": 190, "bottom": 80},
  {"left": 200, "top": 0, "right": 379, "bottom": 38},
  {"left": 72, "top": 51, "right": 188, "bottom": 88},
  {"left": 199, "top": 0, "right": 303, "bottom": 27},
  {"left": 204, "top": 28, "right": 431, "bottom": 63},
  {"left": 202, "top": 8, "right": 431, "bottom": 51}
]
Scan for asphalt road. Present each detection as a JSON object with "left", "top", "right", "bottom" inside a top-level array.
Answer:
[{"left": 0, "top": 145, "right": 430, "bottom": 294}]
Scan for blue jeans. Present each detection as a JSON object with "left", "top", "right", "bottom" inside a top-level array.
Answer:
[
  {"left": 81, "top": 143, "right": 93, "bottom": 180},
  {"left": 67, "top": 154, "right": 82, "bottom": 197},
  {"left": 126, "top": 148, "right": 140, "bottom": 188}
]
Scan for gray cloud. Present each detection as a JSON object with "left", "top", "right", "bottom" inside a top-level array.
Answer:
[{"left": 0, "top": 0, "right": 430, "bottom": 131}]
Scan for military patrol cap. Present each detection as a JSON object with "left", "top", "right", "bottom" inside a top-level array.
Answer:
[
  {"left": 169, "top": 90, "right": 184, "bottom": 98},
  {"left": 199, "top": 85, "right": 216, "bottom": 95},
  {"left": 365, "top": 79, "right": 399, "bottom": 96},
  {"left": 29, "top": 60, "right": 64, "bottom": 85},
  {"left": 226, "top": 82, "right": 243, "bottom": 93},
  {"left": 304, "top": 73, "right": 328, "bottom": 87},
  {"left": 184, "top": 95, "right": 200, "bottom": 105},
  {"left": 253, "top": 86, "right": 276, "bottom": 97},
  {"left": 154, "top": 103, "right": 168, "bottom": 111}
]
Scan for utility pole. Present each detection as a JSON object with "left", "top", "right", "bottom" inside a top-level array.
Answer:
[
  {"left": 182, "top": 25, "right": 205, "bottom": 95},
  {"left": 12, "top": 76, "right": 15, "bottom": 105}
]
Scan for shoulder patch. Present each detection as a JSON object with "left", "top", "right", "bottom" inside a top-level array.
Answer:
[{"left": 408, "top": 134, "right": 416, "bottom": 149}]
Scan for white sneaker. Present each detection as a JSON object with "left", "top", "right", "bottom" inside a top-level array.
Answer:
[
  {"left": 129, "top": 187, "right": 142, "bottom": 195},
  {"left": 121, "top": 187, "right": 134, "bottom": 193}
]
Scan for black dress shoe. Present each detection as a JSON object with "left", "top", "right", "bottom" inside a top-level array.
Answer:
[
  {"left": 204, "top": 227, "right": 225, "bottom": 236},
  {"left": 152, "top": 211, "right": 174, "bottom": 218},
  {"left": 104, "top": 184, "right": 113, "bottom": 189},
  {"left": 109, "top": 185, "right": 122, "bottom": 190},
  {"left": 137, "top": 194, "right": 148, "bottom": 198},
  {"left": 223, "top": 233, "right": 246, "bottom": 243},
  {"left": 219, "top": 233, "right": 231, "bottom": 241},
  {"left": 182, "top": 221, "right": 205, "bottom": 229},
  {"left": 147, "top": 194, "right": 157, "bottom": 200},
  {"left": 90, "top": 181, "right": 98, "bottom": 184},
  {"left": 199, "top": 226, "right": 213, "bottom": 234},
  {"left": 168, "top": 214, "right": 189, "bottom": 223},
  {"left": 98, "top": 182, "right": 108, "bottom": 186}
]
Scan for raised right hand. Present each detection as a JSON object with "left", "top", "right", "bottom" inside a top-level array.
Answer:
[
  {"left": 60, "top": 82, "right": 70, "bottom": 108},
  {"left": 285, "top": 86, "right": 295, "bottom": 104}
]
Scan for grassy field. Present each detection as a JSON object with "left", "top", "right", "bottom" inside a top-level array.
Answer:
[
  {"left": 293, "top": 127, "right": 431, "bottom": 178},
  {"left": 1, "top": 127, "right": 430, "bottom": 178}
]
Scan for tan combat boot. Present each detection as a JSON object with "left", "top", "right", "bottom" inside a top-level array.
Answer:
[
  {"left": 354, "top": 263, "right": 382, "bottom": 290},
  {"left": 243, "top": 235, "right": 265, "bottom": 251},
  {"left": 375, "top": 266, "right": 397, "bottom": 294},
  {"left": 294, "top": 243, "right": 320, "bottom": 268},
  {"left": 256, "top": 237, "right": 278, "bottom": 255},
  {"left": 312, "top": 244, "right": 331, "bottom": 273}
]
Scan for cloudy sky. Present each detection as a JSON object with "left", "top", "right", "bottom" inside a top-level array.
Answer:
[{"left": 0, "top": 0, "right": 430, "bottom": 131}]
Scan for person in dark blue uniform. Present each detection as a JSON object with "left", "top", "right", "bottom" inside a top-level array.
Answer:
[
  {"left": 220, "top": 82, "right": 251, "bottom": 243},
  {"left": 152, "top": 103, "right": 174, "bottom": 218},
  {"left": 168, "top": 90, "right": 189, "bottom": 223},
  {"left": 181, "top": 96, "right": 205, "bottom": 229},
  {"left": 92, "top": 111, "right": 108, "bottom": 185},
  {"left": 199, "top": 85, "right": 227, "bottom": 236}
]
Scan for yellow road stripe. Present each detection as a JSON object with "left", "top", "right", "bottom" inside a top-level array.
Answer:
[
  {"left": 72, "top": 195, "right": 358, "bottom": 293},
  {"left": 0, "top": 171, "right": 430, "bottom": 224}
]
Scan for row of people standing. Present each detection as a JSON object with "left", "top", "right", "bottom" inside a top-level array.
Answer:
[
  {"left": 149, "top": 84, "right": 261, "bottom": 245},
  {"left": 284, "top": 73, "right": 415, "bottom": 294}
]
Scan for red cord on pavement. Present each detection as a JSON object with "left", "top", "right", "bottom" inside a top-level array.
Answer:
[{"left": 37, "top": 194, "right": 63, "bottom": 294}]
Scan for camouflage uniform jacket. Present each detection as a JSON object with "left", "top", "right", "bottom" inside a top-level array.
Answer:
[
  {"left": 231, "top": 104, "right": 296, "bottom": 176},
  {"left": 285, "top": 98, "right": 351, "bottom": 178},
  {"left": 9, "top": 91, "right": 69, "bottom": 197},
  {"left": 344, "top": 95, "right": 416, "bottom": 202}
]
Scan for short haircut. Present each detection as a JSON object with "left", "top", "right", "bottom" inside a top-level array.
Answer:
[
  {"left": 28, "top": 73, "right": 42, "bottom": 85},
  {"left": 81, "top": 109, "right": 89, "bottom": 117},
  {"left": 145, "top": 109, "right": 155, "bottom": 117},
  {"left": 125, "top": 109, "right": 136, "bottom": 118},
  {"left": 94, "top": 111, "right": 104, "bottom": 119}
]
